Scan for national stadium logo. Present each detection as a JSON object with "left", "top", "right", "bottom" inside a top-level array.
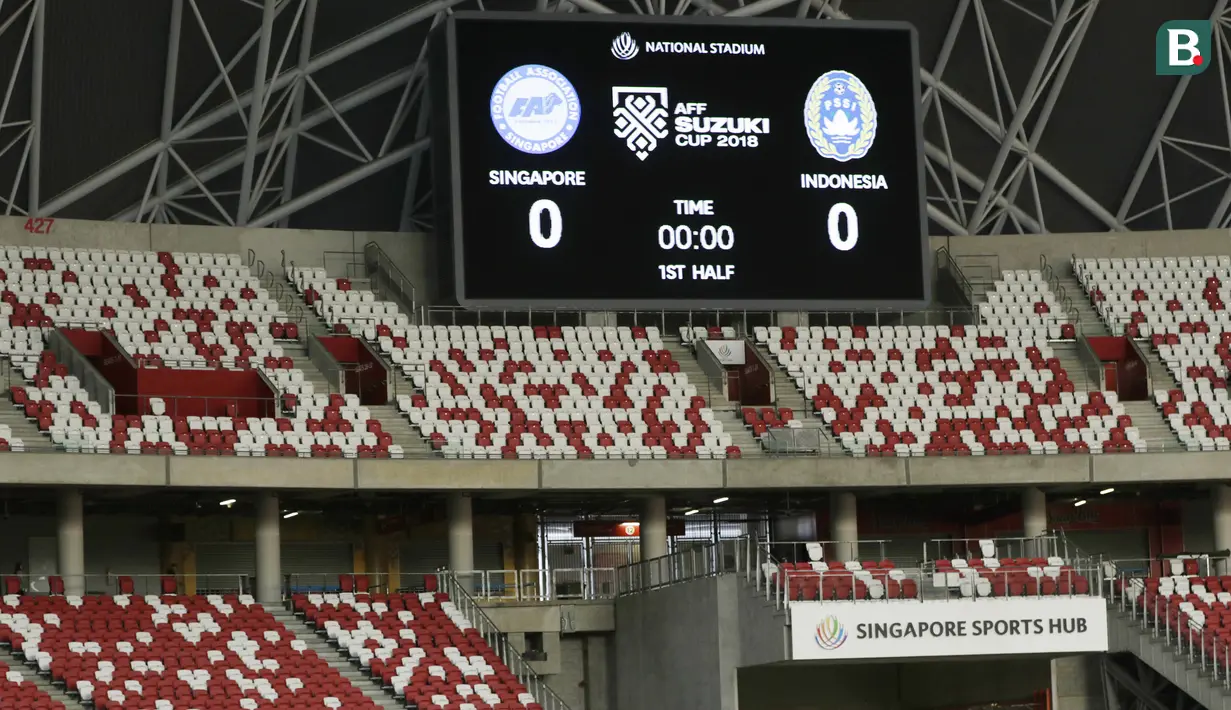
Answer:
[
  {"left": 612, "top": 86, "right": 669, "bottom": 160},
  {"left": 490, "top": 64, "right": 581, "bottom": 155},
  {"left": 804, "top": 70, "right": 877, "bottom": 162},
  {"left": 612, "top": 32, "right": 639, "bottom": 60},
  {"left": 814, "top": 615, "right": 847, "bottom": 650}
]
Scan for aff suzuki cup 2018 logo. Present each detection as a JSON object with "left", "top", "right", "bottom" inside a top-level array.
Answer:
[
  {"left": 490, "top": 64, "right": 581, "bottom": 155},
  {"left": 804, "top": 70, "right": 878, "bottom": 162},
  {"left": 815, "top": 616, "right": 847, "bottom": 650},
  {"left": 612, "top": 87, "right": 669, "bottom": 160},
  {"left": 612, "top": 32, "right": 639, "bottom": 60}
]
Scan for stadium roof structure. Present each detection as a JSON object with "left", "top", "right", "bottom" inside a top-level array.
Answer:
[{"left": 0, "top": 0, "right": 1225, "bottom": 235}]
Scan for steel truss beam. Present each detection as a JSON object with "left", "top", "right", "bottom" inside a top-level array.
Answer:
[
  {"left": 1117, "top": 0, "right": 1231, "bottom": 230},
  {"left": 10, "top": 0, "right": 1183, "bottom": 233}
]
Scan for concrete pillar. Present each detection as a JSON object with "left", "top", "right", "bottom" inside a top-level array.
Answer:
[
  {"left": 829, "top": 492, "right": 858, "bottom": 560},
  {"left": 1023, "top": 487, "right": 1048, "bottom": 558},
  {"left": 1214, "top": 485, "right": 1231, "bottom": 575},
  {"left": 639, "top": 496, "right": 668, "bottom": 561},
  {"left": 254, "top": 493, "right": 281, "bottom": 605},
  {"left": 447, "top": 493, "right": 475, "bottom": 573},
  {"left": 57, "top": 488, "right": 85, "bottom": 597}
]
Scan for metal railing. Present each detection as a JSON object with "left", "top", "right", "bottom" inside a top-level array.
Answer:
[
  {"left": 1, "top": 573, "right": 250, "bottom": 597},
  {"left": 363, "top": 241, "right": 418, "bottom": 320},
  {"left": 617, "top": 537, "right": 753, "bottom": 596},
  {"left": 439, "top": 572, "right": 573, "bottom": 710},
  {"left": 936, "top": 246, "right": 976, "bottom": 307},
  {"left": 114, "top": 393, "right": 278, "bottom": 419},
  {"left": 1112, "top": 568, "right": 1231, "bottom": 689},
  {"left": 453, "top": 568, "right": 616, "bottom": 602}
]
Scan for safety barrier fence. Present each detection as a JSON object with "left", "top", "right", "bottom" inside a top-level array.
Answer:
[
  {"left": 0, "top": 573, "right": 249, "bottom": 597},
  {"left": 438, "top": 572, "right": 573, "bottom": 710},
  {"left": 1, "top": 569, "right": 619, "bottom": 603},
  {"left": 1112, "top": 569, "right": 1231, "bottom": 689},
  {"left": 286, "top": 568, "right": 617, "bottom": 602},
  {"left": 616, "top": 537, "right": 1104, "bottom": 612}
]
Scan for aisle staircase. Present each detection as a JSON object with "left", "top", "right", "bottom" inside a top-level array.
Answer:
[
  {"left": 1107, "top": 598, "right": 1231, "bottom": 710},
  {"left": 1, "top": 646, "right": 84, "bottom": 709},
  {"left": 267, "top": 607, "right": 400, "bottom": 710}
]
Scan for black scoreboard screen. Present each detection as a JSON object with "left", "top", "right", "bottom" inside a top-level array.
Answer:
[{"left": 430, "top": 12, "right": 929, "bottom": 309}]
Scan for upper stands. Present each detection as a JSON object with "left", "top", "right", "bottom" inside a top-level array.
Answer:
[
  {"left": 0, "top": 247, "right": 399, "bottom": 458},
  {"left": 289, "top": 267, "right": 742, "bottom": 460},
  {"left": 1076, "top": 256, "right": 1231, "bottom": 452},
  {"left": 755, "top": 267, "right": 1135, "bottom": 456}
]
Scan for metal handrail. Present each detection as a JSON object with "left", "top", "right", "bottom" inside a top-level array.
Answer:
[
  {"left": 363, "top": 241, "right": 418, "bottom": 322},
  {"left": 439, "top": 572, "right": 573, "bottom": 710},
  {"left": 937, "top": 246, "right": 976, "bottom": 307}
]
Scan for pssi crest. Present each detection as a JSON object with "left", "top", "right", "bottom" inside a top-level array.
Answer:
[{"left": 804, "top": 70, "right": 878, "bottom": 162}]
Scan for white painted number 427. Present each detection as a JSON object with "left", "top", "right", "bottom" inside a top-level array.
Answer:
[{"left": 828, "top": 202, "right": 858, "bottom": 252}]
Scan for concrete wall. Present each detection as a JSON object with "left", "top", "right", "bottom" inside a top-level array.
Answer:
[
  {"left": 1051, "top": 655, "right": 1104, "bottom": 710},
  {"left": 0, "top": 215, "right": 432, "bottom": 303},
  {"left": 933, "top": 228, "right": 1231, "bottom": 273},
  {"left": 9, "top": 451, "right": 1231, "bottom": 493},
  {"left": 615, "top": 576, "right": 741, "bottom": 710},
  {"left": 0, "top": 514, "right": 160, "bottom": 577},
  {"left": 737, "top": 657, "right": 1052, "bottom": 710}
]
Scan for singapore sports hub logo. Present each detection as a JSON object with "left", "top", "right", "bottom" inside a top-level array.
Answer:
[
  {"left": 612, "top": 87, "right": 669, "bottom": 160},
  {"left": 490, "top": 64, "right": 580, "bottom": 155},
  {"left": 814, "top": 615, "right": 848, "bottom": 650},
  {"left": 612, "top": 32, "right": 639, "bottom": 60},
  {"left": 804, "top": 70, "right": 878, "bottom": 162}
]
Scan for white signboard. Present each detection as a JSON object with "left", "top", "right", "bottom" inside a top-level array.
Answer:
[
  {"left": 703, "top": 339, "right": 745, "bottom": 365},
  {"left": 790, "top": 598, "right": 1108, "bottom": 660}
]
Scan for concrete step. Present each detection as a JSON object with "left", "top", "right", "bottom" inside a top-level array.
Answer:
[
  {"left": 270, "top": 610, "right": 402, "bottom": 710},
  {"left": 1057, "top": 272, "right": 1109, "bottom": 337},
  {"left": 1122, "top": 400, "right": 1183, "bottom": 453},
  {"left": 2, "top": 647, "right": 84, "bottom": 707}
]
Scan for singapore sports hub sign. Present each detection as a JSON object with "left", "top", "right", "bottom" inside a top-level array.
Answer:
[{"left": 790, "top": 597, "right": 1109, "bottom": 661}]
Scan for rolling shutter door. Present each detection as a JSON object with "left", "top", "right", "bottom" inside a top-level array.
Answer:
[
  {"left": 400, "top": 538, "right": 449, "bottom": 591},
  {"left": 194, "top": 543, "right": 254, "bottom": 593},
  {"left": 282, "top": 542, "right": 353, "bottom": 591}
]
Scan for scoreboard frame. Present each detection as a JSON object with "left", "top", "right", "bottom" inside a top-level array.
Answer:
[{"left": 431, "top": 11, "right": 931, "bottom": 311}]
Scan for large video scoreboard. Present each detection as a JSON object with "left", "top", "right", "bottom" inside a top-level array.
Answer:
[{"left": 430, "top": 12, "right": 928, "bottom": 309}]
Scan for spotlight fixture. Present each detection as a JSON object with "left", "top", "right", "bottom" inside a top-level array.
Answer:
[
  {"left": 219, "top": 499, "right": 236, "bottom": 507},
  {"left": 684, "top": 509, "right": 699, "bottom": 516},
  {"left": 713, "top": 497, "right": 729, "bottom": 504},
  {"left": 1074, "top": 500, "right": 1087, "bottom": 507},
  {"left": 1099, "top": 487, "right": 1114, "bottom": 495},
  {"left": 282, "top": 511, "right": 300, "bottom": 519}
]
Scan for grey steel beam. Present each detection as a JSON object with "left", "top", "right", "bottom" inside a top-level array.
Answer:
[
  {"left": 113, "top": 69, "right": 416, "bottom": 222},
  {"left": 399, "top": 92, "right": 432, "bottom": 231},
  {"left": 1119, "top": 0, "right": 1229, "bottom": 223},
  {"left": 28, "top": 0, "right": 43, "bottom": 215},
  {"left": 237, "top": 0, "right": 279, "bottom": 224},
  {"left": 924, "top": 141, "right": 1043, "bottom": 233},
  {"left": 277, "top": 0, "right": 318, "bottom": 227},
  {"left": 248, "top": 139, "right": 427, "bottom": 228},
  {"left": 990, "top": 0, "right": 1098, "bottom": 234},
  {"left": 726, "top": 0, "right": 799, "bottom": 16},
  {"left": 922, "top": 0, "right": 971, "bottom": 118},
  {"left": 41, "top": 0, "right": 467, "bottom": 218},
  {"left": 1209, "top": 22, "right": 1231, "bottom": 227},
  {"left": 966, "top": 0, "right": 1075, "bottom": 233},
  {"left": 157, "top": 0, "right": 184, "bottom": 208},
  {"left": 812, "top": 0, "right": 1122, "bottom": 232}
]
